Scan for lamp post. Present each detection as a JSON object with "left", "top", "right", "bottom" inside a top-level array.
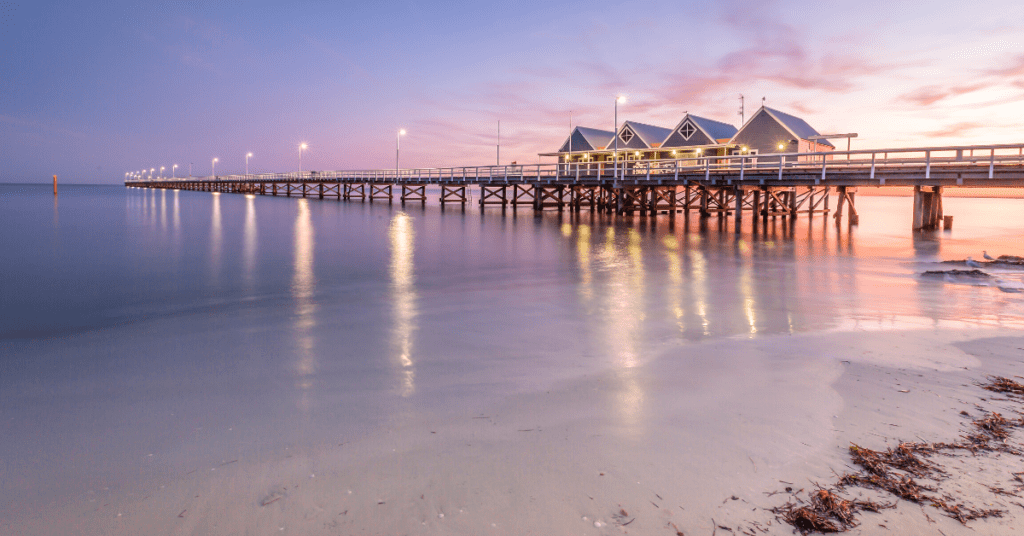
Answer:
[
  {"left": 172, "top": 164, "right": 178, "bottom": 179},
  {"left": 160, "top": 166, "right": 165, "bottom": 180},
  {"left": 396, "top": 129, "right": 406, "bottom": 178},
  {"left": 212, "top": 157, "right": 218, "bottom": 179},
  {"left": 298, "top": 143, "right": 307, "bottom": 174},
  {"left": 614, "top": 95, "right": 625, "bottom": 181},
  {"left": 150, "top": 168, "right": 155, "bottom": 179},
  {"left": 246, "top": 152, "right": 253, "bottom": 177}
]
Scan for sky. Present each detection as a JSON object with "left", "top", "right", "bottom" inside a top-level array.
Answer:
[{"left": 1, "top": 0, "right": 1023, "bottom": 183}]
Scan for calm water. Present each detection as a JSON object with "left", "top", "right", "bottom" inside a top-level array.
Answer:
[{"left": 2, "top": 184, "right": 1024, "bottom": 515}]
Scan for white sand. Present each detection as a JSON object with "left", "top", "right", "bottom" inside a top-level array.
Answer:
[{"left": 5, "top": 328, "right": 1024, "bottom": 535}]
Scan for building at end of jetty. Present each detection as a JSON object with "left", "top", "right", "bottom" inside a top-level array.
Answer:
[{"left": 542, "top": 105, "right": 836, "bottom": 166}]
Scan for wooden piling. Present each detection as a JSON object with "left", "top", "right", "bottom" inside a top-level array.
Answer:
[{"left": 53, "top": 175, "right": 58, "bottom": 195}]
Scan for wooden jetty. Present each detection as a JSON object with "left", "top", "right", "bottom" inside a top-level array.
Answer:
[{"left": 127, "top": 143, "right": 1024, "bottom": 231}]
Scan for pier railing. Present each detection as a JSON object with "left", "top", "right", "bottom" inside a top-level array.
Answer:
[{"left": 127, "top": 143, "right": 1024, "bottom": 184}]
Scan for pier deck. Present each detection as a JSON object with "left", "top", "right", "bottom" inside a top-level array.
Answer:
[{"left": 127, "top": 143, "right": 1024, "bottom": 230}]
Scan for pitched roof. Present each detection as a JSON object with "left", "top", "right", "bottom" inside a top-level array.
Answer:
[
  {"left": 619, "top": 121, "right": 673, "bottom": 148},
  {"left": 557, "top": 126, "right": 615, "bottom": 152},
  {"left": 687, "top": 115, "right": 738, "bottom": 142},
  {"left": 762, "top": 107, "right": 834, "bottom": 148},
  {"left": 576, "top": 126, "right": 615, "bottom": 149}
]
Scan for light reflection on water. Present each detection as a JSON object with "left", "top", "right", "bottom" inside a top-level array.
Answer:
[
  {"left": 209, "top": 192, "right": 222, "bottom": 280},
  {"left": 292, "top": 199, "right": 317, "bottom": 407},
  {"left": 243, "top": 195, "right": 257, "bottom": 288},
  {"left": 16, "top": 186, "right": 1023, "bottom": 345},
  {"left": 389, "top": 212, "right": 417, "bottom": 397}
]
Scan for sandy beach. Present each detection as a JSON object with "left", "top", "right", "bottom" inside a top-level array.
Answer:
[{"left": 5, "top": 327, "right": 1023, "bottom": 535}]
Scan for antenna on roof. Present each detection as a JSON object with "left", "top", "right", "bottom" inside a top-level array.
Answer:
[
  {"left": 738, "top": 95, "right": 744, "bottom": 124},
  {"left": 568, "top": 111, "right": 572, "bottom": 159}
]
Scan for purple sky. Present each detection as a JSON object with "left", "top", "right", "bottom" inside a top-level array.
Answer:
[{"left": 2, "top": 0, "right": 1023, "bottom": 183}]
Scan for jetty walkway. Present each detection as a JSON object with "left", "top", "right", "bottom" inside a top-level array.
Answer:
[{"left": 126, "top": 143, "right": 1024, "bottom": 230}]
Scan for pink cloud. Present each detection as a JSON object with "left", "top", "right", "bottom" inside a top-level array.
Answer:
[
  {"left": 901, "top": 83, "right": 989, "bottom": 106},
  {"left": 923, "top": 121, "right": 985, "bottom": 138},
  {"left": 986, "top": 54, "right": 1024, "bottom": 78}
]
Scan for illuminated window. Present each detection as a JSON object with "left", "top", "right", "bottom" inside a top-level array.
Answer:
[
  {"left": 679, "top": 121, "right": 697, "bottom": 140},
  {"left": 620, "top": 126, "right": 635, "bottom": 144}
]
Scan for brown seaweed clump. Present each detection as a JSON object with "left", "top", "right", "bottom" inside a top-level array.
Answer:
[
  {"left": 848, "top": 442, "right": 939, "bottom": 478},
  {"left": 773, "top": 487, "right": 892, "bottom": 535},
  {"left": 982, "top": 376, "right": 1024, "bottom": 397}
]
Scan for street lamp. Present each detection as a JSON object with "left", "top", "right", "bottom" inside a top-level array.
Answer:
[
  {"left": 246, "top": 152, "right": 253, "bottom": 177},
  {"left": 172, "top": 164, "right": 178, "bottom": 179},
  {"left": 150, "top": 168, "right": 155, "bottom": 179},
  {"left": 299, "top": 143, "right": 308, "bottom": 174},
  {"left": 614, "top": 95, "right": 625, "bottom": 181},
  {"left": 396, "top": 129, "right": 406, "bottom": 178},
  {"left": 160, "top": 166, "right": 165, "bottom": 180},
  {"left": 212, "top": 157, "right": 218, "bottom": 179}
]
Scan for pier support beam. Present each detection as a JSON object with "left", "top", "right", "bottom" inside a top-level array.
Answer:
[
  {"left": 344, "top": 183, "right": 366, "bottom": 201},
  {"left": 649, "top": 186, "right": 677, "bottom": 214},
  {"left": 370, "top": 184, "right": 393, "bottom": 203},
  {"left": 511, "top": 184, "right": 535, "bottom": 207},
  {"left": 834, "top": 186, "right": 859, "bottom": 225},
  {"left": 401, "top": 185, "right": 426, "bottom": 205},
  {"left": 533, "top": 185, "right": 566, "bottom": 211},
  {"left": 440, "top": 185, "right": 467, "bottom": 207},
  {"left": 913, "top": 185, "right": 942, "bottom": 230},
  {"left": 479, "top": 185, "right": 508, "bottom": 207},
  {"left": 569, "top": 185, "right": 598, "bottom": 212}
]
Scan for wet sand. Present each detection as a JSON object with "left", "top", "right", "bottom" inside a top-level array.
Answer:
[{"left": 5, "top": 328, "right": 1023, "bottom": 535}]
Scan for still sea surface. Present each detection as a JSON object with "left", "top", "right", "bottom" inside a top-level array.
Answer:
[{"left": 2, "top": 183, "right": 1024, "bottom": 527}]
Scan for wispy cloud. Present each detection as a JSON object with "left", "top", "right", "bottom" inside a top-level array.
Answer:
[
  {"left": 899, "top": 54, "right": 1024, "bottom": 106},
  {"left": 923, "top": 121, "right": 985, "bottom": 138},
  {"left": 900, "top": 83, "right": 989, "bottom": 106},
  {"left": 985, "top": 53, "right": 1024, "bottom": 77}
]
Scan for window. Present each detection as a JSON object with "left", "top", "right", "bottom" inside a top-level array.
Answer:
[
  {"left": 620, "top": 127, "right": 635, "bottom": 144},
  {"left": 679, "top": 121, "right": 697, "bottom": 140}
]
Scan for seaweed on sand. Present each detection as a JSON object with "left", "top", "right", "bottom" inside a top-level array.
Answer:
[
  {"left": 772, "top": 487, "right": 892, "bottom": 535},
  {"left": 982, "top": 376, "right": 1024, "bottom": 397},
  {"left": 769, "top": 377, "right": 1024, "bottom": 533}
]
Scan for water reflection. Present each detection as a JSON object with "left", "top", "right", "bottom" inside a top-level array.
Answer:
[
  {"left": 389, "top": 212, "right": 417, "bottom": 397},
  {"left": 210, "top": 193, "right": 222, "bottom": 279},
  {"left": 292, "top": 199, "right": 317, "bottom": 383},
  {"left": 173, "top": 190, "right": 180, "bottom": 230},
  {"left": 688, "top": 237, "right": 711, "bottom": 337},
  {"left": 289, "top": 199, "right": 318, "bottom": 419},
  {"left": 662, "top": 234, "right": 684, "bottom": 333},
  {"left": 576, "top": 224, "right": 593, "bottom": 304},
  {"left": 243, "top": 195, "right": 257, "bottom": 288},
  {"left": 589, "top": 225, "right": 646, "bottom": 432}
]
